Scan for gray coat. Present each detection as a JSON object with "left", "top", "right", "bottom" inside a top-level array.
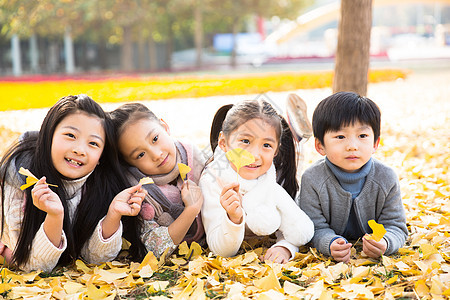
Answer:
[{"left": 298, "top": 158, "right": 408, "bottom": 257}]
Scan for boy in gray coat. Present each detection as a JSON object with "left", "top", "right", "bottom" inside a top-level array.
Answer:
[{"left": 299, "top": 92, "right": 408, "bottom": 262}]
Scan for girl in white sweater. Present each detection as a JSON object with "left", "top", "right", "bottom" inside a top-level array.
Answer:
[
  {"left": 0, "top": 95, "right": 145, "bottom": 272},
  {"left": 200, "top": 99, "right": 314, "bottom": 264}
]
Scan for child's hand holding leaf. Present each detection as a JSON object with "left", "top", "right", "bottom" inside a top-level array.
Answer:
[
  {"left": 31, "top": 177, "right": 63, "bottom": 217},
  {"left": 181, "top": 180, "right": 203, "bottom": 210},
  {"left": 110, "top": 184, "right": 147, "bottom": 218},
  {"left": 220, "top": 182, "right": 243, "bottom": 224},
  {"left": 363, "top": 220, "right": 388, "bottom": 258},
  {"left": 225, "top": 148, "right": 255, "bottom": 181}
]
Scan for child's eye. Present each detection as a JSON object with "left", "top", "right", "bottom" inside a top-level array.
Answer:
[
  {"left": 136, "top": 152, "right": 145, "bottom": 159},
  {"left": 65, "top": 133, "right": 76, "bottom": 139},
  {"left": 263, "top": 143, "right": 272, "bottom": 148},
  {"left": 153, "top": 135, "right": 159, "bottom": 143},
  {"left": 359, "top": 134, "right": 369, "bottom": 138},
  {"left": 240, "top": 139, "right": 250, "bottom": 144},
  {"left": 336, "top": 135, "right": 345, "bottom": 139},
  {"left": 89, "top": 141, "right": 100, "bottom": 147}
]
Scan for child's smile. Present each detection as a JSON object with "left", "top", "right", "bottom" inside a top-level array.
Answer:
[{"left": 51, "top": 112, "right": 105, "bottom": 179}]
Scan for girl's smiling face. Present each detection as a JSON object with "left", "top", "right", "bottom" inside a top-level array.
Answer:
[
  {"left": 118, "top": 118, "right": 177, "bottom": 176},
  {"left": 219, "top": 118, "right": 278, "bottom": 180},
  {"left": 51, "top": 112, "right": 105, "bottom": 179}
]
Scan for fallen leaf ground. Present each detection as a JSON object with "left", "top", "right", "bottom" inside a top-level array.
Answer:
[{"left": 0, "top": 69, "right": 449, "bottom": 299}]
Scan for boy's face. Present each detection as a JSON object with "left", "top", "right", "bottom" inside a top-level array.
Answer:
[{"left": 315, "top": 121, "right": 380, "bottom": 173}]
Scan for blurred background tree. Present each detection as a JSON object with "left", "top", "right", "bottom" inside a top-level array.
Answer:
[
  {"left": 0, "top": 0, "right": 311, "bottom": 74},
  {"left": 1, "top": 0, "right": 449, "bottom": 80}
]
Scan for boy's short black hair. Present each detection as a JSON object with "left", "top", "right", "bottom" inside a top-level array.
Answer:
[{"left": 312, "top": 91, "right": 381, "bottom": 145}]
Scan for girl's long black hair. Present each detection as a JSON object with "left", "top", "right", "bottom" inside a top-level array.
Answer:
[
  {"left": 0, "top": 95, "right": 128, "bottom": 268},
  {"left": 109, "top": 103, "right": 158, "bottom": 261},
  {"left": 209, "top": 99, "right": 298, "bottom": 199}
]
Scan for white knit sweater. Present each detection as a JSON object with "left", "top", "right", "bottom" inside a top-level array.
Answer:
[
  {"left": 1, "top": 163, "right": 123, "bottom": 272},
  {"left": 199, "top": 147, "right": 314, "bottom": 259}
]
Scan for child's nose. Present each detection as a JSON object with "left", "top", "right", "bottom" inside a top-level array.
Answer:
[
  {"left": 72, "top": 144, "right": 86, "bottom": 156},
  {"left": 346, "top": 138, "right": 358, "bottom": 151},
  {"left": 148, "top": 147, "right": 163, "bottom": 160}
]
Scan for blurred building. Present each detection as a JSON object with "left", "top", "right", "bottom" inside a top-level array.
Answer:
[{"left": 260, "top": 0, "right": 450, "bottom": 62}]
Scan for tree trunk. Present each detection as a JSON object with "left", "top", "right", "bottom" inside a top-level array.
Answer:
[
  {"left": 121, "top": 25, "right": 134, "bottom": 72},
  {"left": 138, "top": 31, "right": 146, "bottom": 71},
  {"left": 11, "top": 34, "right": 22, "bottom": 76},
  {"left": 48, "top": 41, "right": 59, "bottom": 73},
  {"left": 333, "top": 0, "right": 372, "bottom": 96},
  {"left": 29, "top": 34, "right": 39, "bottom": 73},
  {"left": 230, "top": 18, "right": 239, "bottom": 68},
  {"left": 148, "top": 35, "right": 158, "bottom": 72},
  {"left": 98, "top": 38, "right": 108, "bottom": 70},
  {"left": 166, "top": 18, "right": 174, "bottom": 71},
  {"left": 64, "top": 27, "right": 75, "bottom": 74},
  {"left": 194, "top": 0, "right": 203, "bottom": 69},
  {"left": 80, "top": 40, "right": 89, "bottom": 71}
]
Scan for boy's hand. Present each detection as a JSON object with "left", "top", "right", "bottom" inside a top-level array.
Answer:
[
  {"left": 330, "top": 238, "right": 352, "bottom": 263},
  {"left": 220, "top": 182, "right": 243, "bottom": 224},
  {"left": 31, "top": 177, "right": 63, "bottom": 217},
  {"left": 362, "top": 235, "right": 387, "bottom": 258},
  {"left": 263, "top": 246, "right": 290, "bottom": 264},
  {"left": 180, "top": 180, "right": 203, "bottom": 214},
  {"left": 109, "top": 184, "right": 146, "bottom": 218}
]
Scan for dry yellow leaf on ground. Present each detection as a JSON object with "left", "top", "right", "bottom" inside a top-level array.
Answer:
[{"left": 178, "top": 241, "right": 202, "bottom": 259}]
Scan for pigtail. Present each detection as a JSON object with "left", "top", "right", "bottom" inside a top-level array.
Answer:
[
  {"left": 210, "top": 104, "right": 233, "bottom": 152},
  {"left": 274, "top": 116, "right": 298, "bottom": 199}
]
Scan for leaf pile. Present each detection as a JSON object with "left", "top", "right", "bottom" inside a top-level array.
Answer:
[{"left": 0, "top": 73, "right": 449, "bottom": 299}]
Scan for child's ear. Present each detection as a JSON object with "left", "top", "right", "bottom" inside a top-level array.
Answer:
[
  {"left": 218, "top": 131, "right": 228, "bottom": 152},
  {"left": 160, "top": 118, "right": 170, "bottom": 134},
  {"left": 373, "top": 136, "right": 381, "bottom": 153},
  {"left": 314, "top": 138, "right": 326, "bottom": 156}
]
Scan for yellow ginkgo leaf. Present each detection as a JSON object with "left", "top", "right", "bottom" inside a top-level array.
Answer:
[
  {"left": 75, "top": 259, "right": 92, "bottom": 274},
  {"left": 178, "top": 163, "right": 191, "bottom": 182},
  {"left": 178, "top": 241, "right": 202, "bottom": 259},
  {"left": 138, "top": 176, "right": 154, "bottom": 185},
  {"left": 139, "top": 251, "right": 158, "bottom": 271},
  {"left": 18, "top": 167, "right": 58, "bottom": 190},
  {"left": 253, "top": 268, "right": 282, "bottom": 291},
  {"left": 385, "top": 274, "right": 398, "bottom": 285},
  {"left": 0, "top": 282, "right": 12, "bottom": 294},
  {"left": 366, "top": 220, "right": 386, "bottom": 242},
  {"left": 225, "top": 148, "right": 255, "bottom": 179},
  {"left": 20, "top": 176, "right": 38, "bottom": 191},
  {"left": 420, "top": 243, "right": 438, "bottom": 259},
  {"left": 87, "top": 283, "right": 108, "bottom": 300}
]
